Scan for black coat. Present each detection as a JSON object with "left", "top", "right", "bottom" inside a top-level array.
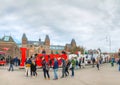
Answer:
[{"left": 31, "top": 63, "right": 37, "bottom": 72}]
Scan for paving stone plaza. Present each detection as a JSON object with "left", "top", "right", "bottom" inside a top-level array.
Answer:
[{"left": 0, "top": 63, "right": 120, "bottom": 85}]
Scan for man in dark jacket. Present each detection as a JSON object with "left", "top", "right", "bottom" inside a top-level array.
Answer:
[
  {"left": 41, "top": 58, "right": 50, "bottom": 79},
  {"left": 61, "top": 58, "right": 67, "bottom": 78}
]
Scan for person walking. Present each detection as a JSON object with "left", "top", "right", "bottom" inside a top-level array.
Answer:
[
  {"left": 8, "top": 57, "right": 14, "bottom": 71},
  {"left": 65, "top": 60, "right": 71, "bottom": 76},
  {"left": 53, "top": 58, "right": 59, "bottom": 80},
  {"left": 41, "top": 57, "right": 50, "bottom": 80}
]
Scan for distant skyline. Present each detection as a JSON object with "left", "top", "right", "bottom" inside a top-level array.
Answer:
[{"left": 0, "top": 0, "right": 120, "bottom": 52}]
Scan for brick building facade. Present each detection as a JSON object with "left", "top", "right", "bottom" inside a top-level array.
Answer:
[
  {"left": 0, "top": 36, "right": 20, "bottom": 57},
  {"left": 22, "top": 33, "right": 51, "bottom": 57},
  {"left": 0, "top": 34, "right": 77, "bottom": 58}
]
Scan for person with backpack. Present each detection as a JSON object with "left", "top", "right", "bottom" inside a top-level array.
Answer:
[{"left": 41, "top": 57, "right": 50, "bottom": 80}]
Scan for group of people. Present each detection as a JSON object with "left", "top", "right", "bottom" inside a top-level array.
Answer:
[
  {"left": 8, "top": 56, "right": 20, "bottom": 71},
  {"left": 7, "top": 54, "right": 120, "bottom": 80},
  {"left": 41, "top": 57, "right": 78, "bottom": 80},
  {"left": 110, "top": 57, "right": 120, "bottom": 71},
  {"left": 25, "top": 57, "right": 37, "bottom": 77},
  {"left": 24, "top": 56, "right": 78, "bottom": 80}
]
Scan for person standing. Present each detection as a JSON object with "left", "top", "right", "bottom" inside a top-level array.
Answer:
[
  {"left": 14, "top": 56, "right": 18, "bottom": 66},
  {"left": 61, "top": 58, "right": 67, "bottom": 78},
  {"left": 79, "top": 58, "right": 82, "bottom": 69},
  {"left": 82, "top": 57, "right": 85, "bottom": 68},
  {"left": 75, "top": 59, "right": 79, "bottom": 69},
  {"left": 70, "top": 57, "right": 75, "bottom": 77},
  {"left": 92, "top": 57, "right": 96, "bottom": 68},
  {"left": 31, "top": 60, "right": 37, "bottom": 77},
  {"left": 41, "top": 57, "right": 50, "bottom": 80},
  {"left": 117, "top": 58, "right": 120, "bottom": 71},
  {"left": 25, "top": 58, "right": 31, "bottom": 77},
  {"left": 111, "top": 57, "right": 114, "bottom": 67},
  {"left": 96, "top": 59, "right": 100, "bottom": 70},
  {"left": 53, "top": 58, "right": 59, "bottom": 80}
]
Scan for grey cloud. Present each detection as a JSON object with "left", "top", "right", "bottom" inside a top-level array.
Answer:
[{"left": 0, "top": 0, "right": 120, "bottom": 52}]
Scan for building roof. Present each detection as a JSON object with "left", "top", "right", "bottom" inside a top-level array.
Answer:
[
  {"left": 71, "top": 39, "right": 76, "bottom": 44},
  {"left": 2, "top": 36, "right": 14, "bottom": 42},
  {"left": 28, "top": 41, "right": 44, "bottom": 45},
  {"left": 22, "top": 33, "right": 27, "bottom": 39},
  {"left": 45, "top": 35, "right": 50, "bottom": 41}
]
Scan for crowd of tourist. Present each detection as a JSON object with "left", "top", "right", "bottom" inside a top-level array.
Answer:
[{"left": 4, "top": 54, "right": 120, "bottom": 80}]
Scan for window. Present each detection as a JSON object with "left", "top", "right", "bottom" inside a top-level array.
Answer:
[{"left": 4, "top": 36, "right": 9, "bottom": 41}]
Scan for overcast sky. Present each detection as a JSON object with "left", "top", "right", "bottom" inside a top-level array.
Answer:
[{"left": 0, "top": 0, "right": 120, "bottom": 52}]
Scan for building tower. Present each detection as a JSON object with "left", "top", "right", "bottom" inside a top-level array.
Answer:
[
  {"left": 22, "top": 33, "right": 28, "bottom": 47},
  {"left": 71, "top": 38, "right": 76, "bottom": 48},
  {"left": 44, "top": 35, "right": 50, "bottom": 46}
]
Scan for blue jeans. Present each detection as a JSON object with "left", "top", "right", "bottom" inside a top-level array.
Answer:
[
  {"left": 8, "top": 64, "right": 14, "bottom": 71},
  {"left": 43, "top": 69, "right": 50, "bottom": 78},
  {"left": 53, "top": 69, "right": 58, "bottom": 79},
  {"left": 62, "top": 67, "right": 66, "bottom": 77},
  {"left": 71, "top": 67, "right": 74, "bottom": 77}
]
